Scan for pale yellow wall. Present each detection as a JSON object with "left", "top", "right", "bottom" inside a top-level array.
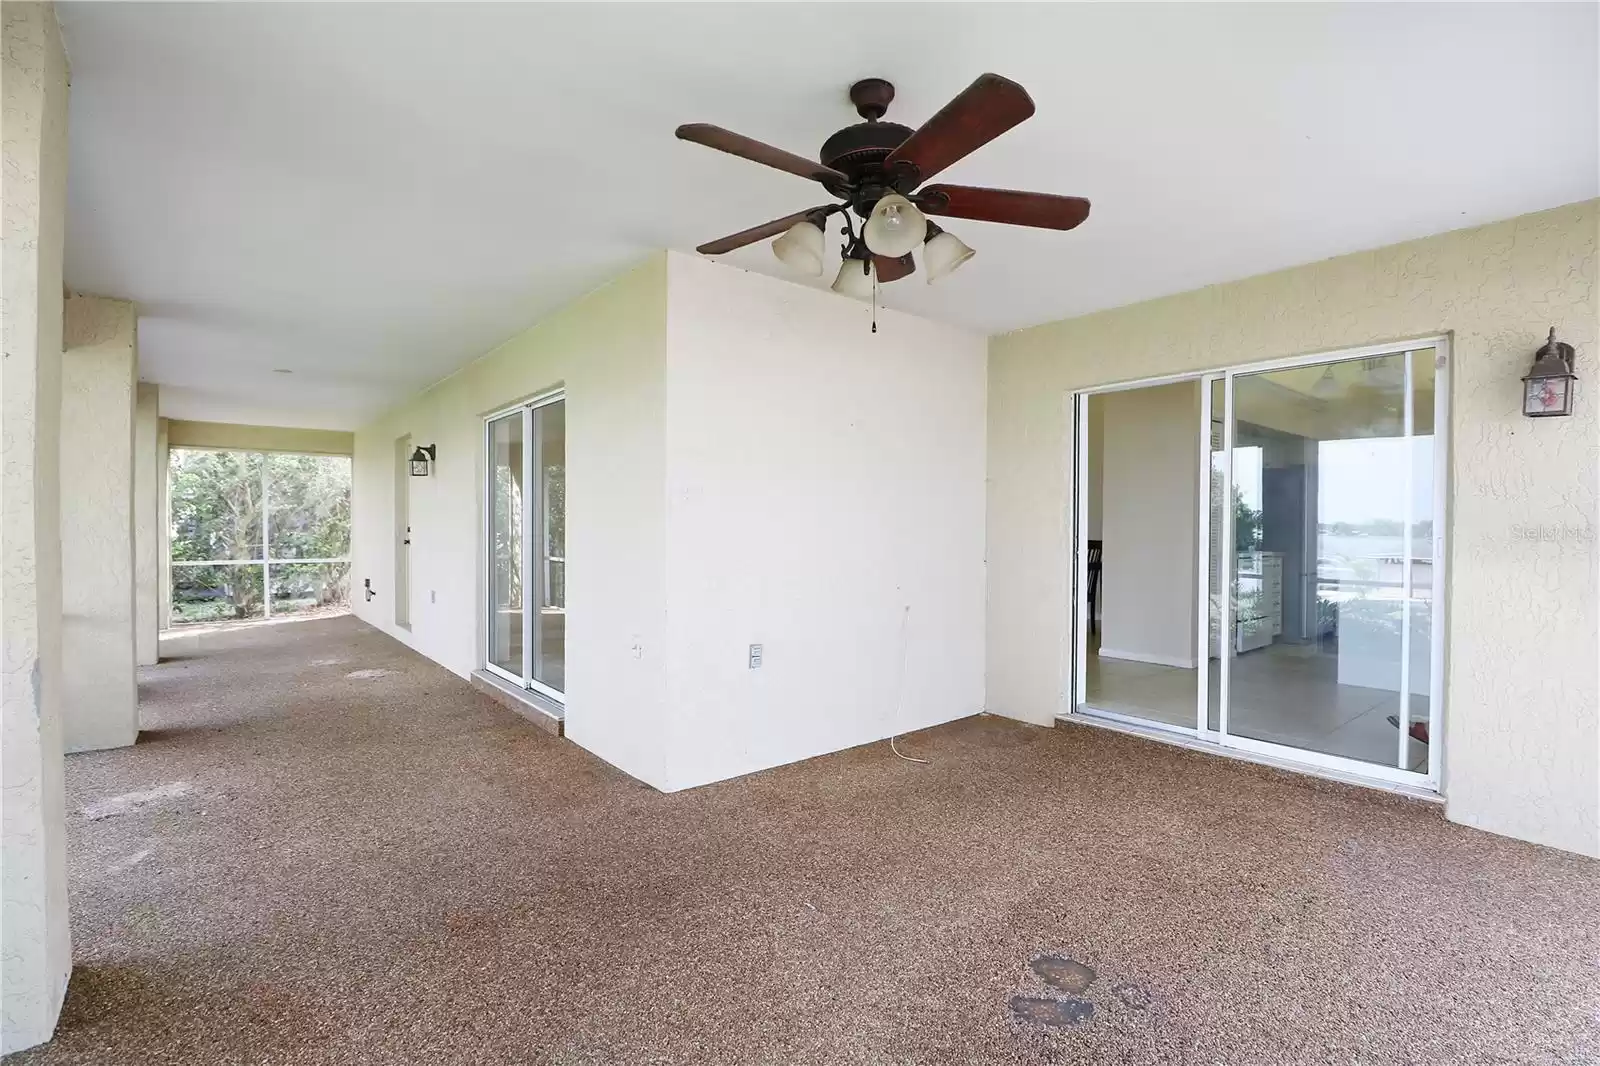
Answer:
[
  {"left": 987, "top": 199, "right": 1599, "bottom": 857},
  {"left": 134, "top": 384, "right": 160, "bottom": 664},
  {"left": 60, "top": 294, "right": 139, "bottom": 752},
  {"left": 1098, "top": 381, "right": 1201, "bottom": 667},
  {"left": 350, "top": 255, "right": 671, "bottom": 789},
  {"left": 1, "top": 1, "right": 72, "bottom": 1051},
  {"left": 167, "top": 420, "right": 353, "bottom": 456},
  {"left": 156, "top": 417, "right": 170, "bottom": 631}
]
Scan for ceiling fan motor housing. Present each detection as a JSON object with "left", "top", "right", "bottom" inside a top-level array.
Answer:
[{"left": 819, "top": 122, "right": 917, "bottom": 207}]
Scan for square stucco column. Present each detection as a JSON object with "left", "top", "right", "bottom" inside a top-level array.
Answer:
[
  {"left": 157, "top": 416, "right": 170, "bottom": 630},
  {"left": 1, "top": 1, "right": 74, "bottom": 1053},
  {"left": 60, "top": 294, "right": 139, "bottom": 752},
  {"left": 134, "top": 383, "right": 160, "bottom": 665}
]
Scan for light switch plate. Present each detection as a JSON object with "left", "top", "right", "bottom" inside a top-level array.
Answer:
[{"left": 748, "top": 644, "right": 763, "bottom": 669}]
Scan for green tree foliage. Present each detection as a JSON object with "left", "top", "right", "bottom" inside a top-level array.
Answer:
[{"left": 169, "top": 450, "right": 350, "bottom": 622}]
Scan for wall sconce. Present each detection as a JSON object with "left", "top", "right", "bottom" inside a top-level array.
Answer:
[
  {"left": 1522, "top": 327, "right": 1577, "bottom": 418},
  {"left": 409, "top": 444, "right": 436, "bottom": 476}
]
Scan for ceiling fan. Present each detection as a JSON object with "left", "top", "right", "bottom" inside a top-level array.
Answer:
[{"left": 676, "top": 74, "right": 1090, "bottom": 298}]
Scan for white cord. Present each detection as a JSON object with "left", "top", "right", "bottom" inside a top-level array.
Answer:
[{"left": 889, "top": 603, "right": 929, "bottom": 765}]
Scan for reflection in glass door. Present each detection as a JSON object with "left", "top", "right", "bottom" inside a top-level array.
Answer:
[
  {"left": 532, "top": 401, "right": 565, "bottom": 694},
  {"left": 484, "top": 395, "right": 566, "bottom": 700},
  {"left": 1208, "top": 346, "right": 1442, "bottom": 784},
  {"left": 487, "top": 412, "right": 524, "bottom": 678},
  {"left": 1076, "top": 340, "right": 1445, "bottom": 791}
]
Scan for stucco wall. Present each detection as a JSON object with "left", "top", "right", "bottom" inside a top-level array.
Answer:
[
  {"left": 60, "top": 294, "right": 139, "bottom": 752},
  {"left": 1, "top": 1, "right": 73, "bottom": 1050},
  {"left": 351, "top": 255, "right": 672, "bottom": 788},
  {"left": 660, "top": 254, "right": 987, "bottom": 790},
  {"left": 166, "top": 420, "right": 353, "bottom": 456},
  {"left": 134, "top": 383, "right": 159, "bottom": 665},
  {"left": 156, "top": 417, "right": 170, "bottom": 630},
  {"left": 986, "top": 199, "right": 1599, "bottom": 857}
]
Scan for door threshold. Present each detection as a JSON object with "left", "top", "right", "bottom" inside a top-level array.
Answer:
[
  {"left": 1057, "top": 711, "right": 1442, "bottom": 804},
  {"left": 471, "top": 670, "right": 564, "bottom": 736}
]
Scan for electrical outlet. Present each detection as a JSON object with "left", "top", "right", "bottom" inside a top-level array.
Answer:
[{"left": 748, "top": 644, "right": 763, "bottom": 669}]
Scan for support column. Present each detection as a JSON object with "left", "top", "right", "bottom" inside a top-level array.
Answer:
[
  {"left": 157, "top": 417, "right": 170, "bottom": 630},
  {"left": 134, "top": 383, "right": 160, "bottom": 665},
  {"left": 60, "top": 294, "right": 139, "bottom": 752},
  {"left": 1, "top": 2, "right": 73, "bottom": 1052}
]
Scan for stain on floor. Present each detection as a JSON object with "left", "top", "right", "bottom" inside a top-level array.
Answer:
[{"left": 13, "top": 616, "right": 1599, "bottom": 1065}]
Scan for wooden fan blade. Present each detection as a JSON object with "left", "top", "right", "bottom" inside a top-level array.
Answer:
[
  {"left": 873, "top": 253, "right": 916, "bottom": 283},
  {"left": 882, "top": 74, "right": 1035, "bottom": 185},
  {"left": 919, "top": 184, "right": 1091, "bottom": 231},
  {"left": 677, "top": 123, "right": 848, "bottom": 186},
  {"left": 695, "top": 205, "right": 836, "bottom": 256}
]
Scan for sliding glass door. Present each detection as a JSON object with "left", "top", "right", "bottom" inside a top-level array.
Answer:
[
  {"left": 1076, "top": 340, "right": 1446, "bottom": 790},
  {"left": 484, "top": 394, "right": 565, "bottom": 700}
]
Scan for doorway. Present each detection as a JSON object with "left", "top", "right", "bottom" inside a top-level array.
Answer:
[
  {"left": 394, "top": 434, "right": 412, "bottom": 630},
  {"left": 483, "top": 392, "right": 566, "bottom": 702},
  {"left": 1071, "top": 339, "right": 1447, "bottom": 790}
]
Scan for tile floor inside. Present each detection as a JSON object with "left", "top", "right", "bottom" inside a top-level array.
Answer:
[{"left": 1083, "top": 635, "right": 1428, "bottom": 772}]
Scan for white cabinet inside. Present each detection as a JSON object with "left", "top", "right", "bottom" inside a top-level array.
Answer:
[{"left": 1209, "top": 550, "right": 1284, "bottom": 656}]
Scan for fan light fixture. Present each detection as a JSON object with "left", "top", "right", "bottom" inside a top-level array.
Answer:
[
  {"left": 923, "top": 224, "right": 974, "bottom": 284},
  {"left": 771, "top": 219, "right": 825, "bottom": 276},
  {"left": 1311, "top": 365, "right": 1340, "bottom": 399},
  {"left": 678, "top": 74, "right": 1094, "bottom": 298},
  {"left": 831, "top": 256, "right": 876, "bottom": 300},
  {"left": 863, "top": 193, "right": 927, "bottom": 258}
]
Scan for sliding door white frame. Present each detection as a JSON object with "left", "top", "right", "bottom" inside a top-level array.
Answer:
[
  {"left": 481, "top": 388, "right": 566, "bottom": 702},
  {"left": 1067, "top": 336, "right": 1450, "bottom": 794}
]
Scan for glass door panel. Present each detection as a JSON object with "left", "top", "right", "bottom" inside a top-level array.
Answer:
[
  {"left": 1220, "top": 350, "right": 1433, "bottom": 771},
  {"left": 1204, "top": 377, "right": 1226, "bottom": 732},
  {"left": 531, "top": 400, "right": 565, "bottom": 695},
  {"left": 487, "top": 412, "right": 524, "bottom": 678}
]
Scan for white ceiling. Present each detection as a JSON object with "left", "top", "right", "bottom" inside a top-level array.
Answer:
[{"left": 59, "top": 3, "right": 1598, "bottom": 430}]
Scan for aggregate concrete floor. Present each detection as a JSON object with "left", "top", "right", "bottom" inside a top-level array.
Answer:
[{"left": 11, "top": 615, "right": 1597, "bottom": 1065}]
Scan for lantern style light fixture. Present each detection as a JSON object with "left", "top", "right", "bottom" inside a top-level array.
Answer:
[
  {"left": 922, "top": 222, "right": 975, "bottom": 284},
  {"left": 1522, "top": 327, "right": 1577, "bottom": 418},
  {"left": 831, "top": 253, "right": 876, "bottom": 300},
  {"left": 863, "top": 193, "right": 927, "bottom": 258},
  {"left": 771, "top": 213, "right": 827, "bottom": 276},
  {"left": 409, "top": 444, "right": 436, "bottom": 476}
]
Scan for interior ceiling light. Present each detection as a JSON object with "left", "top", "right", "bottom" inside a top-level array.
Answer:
[
  {"left": 1311, "top": 365, "right": 1340, "bottom": 399},
  {"left": 831, "top": 254, "right": 876, "bottom": 301},
  {"left": 922, "top": 223, "right": 975, "bottom": 284},
  {"left": 863, "top": 193, "right": 927, "bottom": 258},
  {"left": 677, "top": 73, "right": 1090, "bottom": 289},
  {"left": 771, "top": 216, "right": 825, "bottom": 276}
]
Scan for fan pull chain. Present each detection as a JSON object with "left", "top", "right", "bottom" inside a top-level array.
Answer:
[{"left": 871, "top": 271, "right": 878, "bottom": 334}]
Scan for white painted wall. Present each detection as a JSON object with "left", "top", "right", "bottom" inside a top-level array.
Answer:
[
  {"left": 134, "top": 383, "right": 159, "bottom": 665},
  {"left": 349, "top": 253, "right": 986, "bottom": 794},
  {"left": 60, "top": 295, "right": 139, "bottom": 752},
  {"left": 660, "top": 255, "right": 986, "bottom": 791},
  {"left": 352, "top": 256, "right": 671, "bottom": 788},
  {"left": 987, "top": 199, "right": 1599, "bottom": 858},
  {"left": 1, "top": 2, "right": 73, "bottom": 1051},
  {"left": 1097, "top": 381, "right": 1200, "bottom": 668}
]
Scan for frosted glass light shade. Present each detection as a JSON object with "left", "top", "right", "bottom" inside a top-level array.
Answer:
[
  {"left": 831, "top": 257, "right": 875, "bottom": 300},
  {"left": 923, "top": 230, "right": 974, "bottom": 283},
  {"left": 863, "top": 193, "right": 927, "bottom": 258},
  {"left": 771, "top": 220, "right": 824, "bottom": 276}
]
